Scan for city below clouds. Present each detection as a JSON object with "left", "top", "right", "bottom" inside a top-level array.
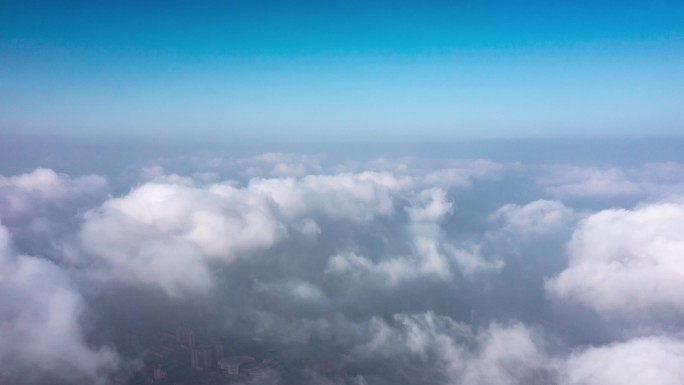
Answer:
[{"left": 1, "top": 142, "right": 684, "bottom": 385}]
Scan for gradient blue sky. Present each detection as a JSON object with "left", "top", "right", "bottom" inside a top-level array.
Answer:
[{"left": 1, "top": 0, "right": 683, "bottom": 141}]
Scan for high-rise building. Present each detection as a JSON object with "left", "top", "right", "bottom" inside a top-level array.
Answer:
[
  {"left": 218, "top": 356, "right": 255, "bottom": 377},
  {"left": 214, "top": 343, "right": 225, "bottom": 361},
  {"left": 153, "top": 367, "right": 166, "bottom": 381},
  {"left": 190, "top": 348, "right": 203, "bottom": 370},
  {"left": 202, "top": 345, "right": 214, "bottom": 370},
  {"left": 176, "top": 327, "right": 195, "bottom": 347}
]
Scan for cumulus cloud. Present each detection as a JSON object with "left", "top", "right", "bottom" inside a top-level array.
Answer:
[
  {"left": 491, "top": 200, "right": 576, "bottom": 237},
  {"left": 558, "top": 336, "right": 684, "bottom": 385},
  {"left": 543, "top": 167, "right": 641, "bottom": 198},
  {"left": 447, "top": 243, "right": 503, "bottom": 275},
  {"left": 630, "top": 162, "right": 684, "bottom": 181},
  {"left": 407, "top": 188, "right": 453, "bottom": 223},
  {"left": 357, "top": 312, "right": 549, "bottom": 385},
  {"left": 139, "top": 165, "right": 196, "bottom": 186},
  {"left": 4, "top": 154, "right": 684, "bottom": 385},
  {"left": 254, "top": 280, "right": 327, "bottom": 303},
  {"left": 0, "top": 223, "right": 117, "bottom": 384},
  {"left": 249, "top": 172, "right": 411, "bottom": 222},
  {"left": 326, "top": 186, "right": 498, "bottom": 285},
  {"left": 327, "top": 240, "right": 500, "bottom": 286},
  {"left": 547, "top": 201, "right": 684, "bottom": 318},
  {"left": 78, "top": 182, "right": 285, "bottom": 295},
  {"left": 0, "top": 168, "right": 108, "bottom": 206},
  {"left": 237, "top": 153, "right": 322, "bottom": 177},
  {"left": 422, "top": 160, "right": 504, "bottom": 189},
  {"left": 75, "top": 171, "right": 418, "bottom": 295},
  {"left": 326, "top": 247, "right": 448, "bottom": 286},
  {"left": 541, "top": 163, "right": 684, "bottom": 200},
  {"left": 0, "top": 168, "right": 109, "bottom": 246},
  {"left": 459, "top": 322, "right": 550, "bottom": 385}
]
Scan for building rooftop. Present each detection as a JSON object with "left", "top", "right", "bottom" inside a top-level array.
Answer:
[{"left": 218, "top": 356, "right": 255, "bottom": 366}]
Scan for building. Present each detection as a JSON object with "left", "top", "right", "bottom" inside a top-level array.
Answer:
[
  {"left": 213, "top": 343, "right": 225, "bottom": 361},
  {"left": 218, "top": 356, "right": 256, "bottom": 376},
  {"left": 242, "top": 359, "right": 284, "bottom": 385},
  {"left": 176, "top": 327, "right": 195, "bottom": 347},
  {"left": 153, "top": 366, "right": 167, "bottom": 382},
  {"left": 202, "top": 345, "right": 215, "bottom": 370},
  {"left": 190, "top": 348, "right": 203, "bottom": 370},
  {"left": 190, "top": 344, "right": 222, "bottom": 371}
]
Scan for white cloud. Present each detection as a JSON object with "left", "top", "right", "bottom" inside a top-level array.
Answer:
[
  {"left": 358, "top": 312, "right": 547, "bottom": 385},
  {"left": 447, "top": 243, "right": 504, "bottom": 275},
  {"left": 541, "top": 163, "right": 684, "bottom": 200},
  {"left": 255, "top": 280, "right": 326, "bottom": 302},
  {"left": 459, "top": 322, "right": 549, "bottom": 385},
  {"left": 423, "top": 160, "right": 504, "bottom": 189},
  {"left": 407, "top": 188, "right": 453, "bottom": 223},
  {"left": 78, "top": 182, "right": 285, "bottom": 295},
  {"left": 326, "top": 251, "right": 417, "bottom": 286},
  {"left": 249, "top": 172, "right": 411, "bottom": 222},
  {"left": 326, "top": 182, "right": 500, "bottom": 285},
  {"left": 0, "top": 168, "right": 108, "bottom": 221},
  {"left": 236, "top": 153, "right": 322, "bottom": 178},
  {"left": 547, "top": 202, "right": 684, "bottom": 317},
  {"left": 0, "top": 224, "right": 117, "bottom": 384},
  {"left": 543, "top": 166, "right": 641, "bottom": 199},
  {"left": 140, "top": 165, "right": 196, "bottom": 186},
  {"left": 76, "top": 171, "right": 415, "bottom": 295},
  {"left": 491, "top": 200, "right": 576, "bottom": 237},
  {"left": 558, "top": 337, "right": 684, "bottom": 385},
  {"left": 0, "top": 168, "right": 107, "bottom": 200},
  {"left": 7, "top": 157, "right": 684, "bottom": 385},
  {"left": 631, "top": 162, "right": 684, "bottom": 183},
  {"left": 326, "top": 240, "right": 499, "bottom": 286}
]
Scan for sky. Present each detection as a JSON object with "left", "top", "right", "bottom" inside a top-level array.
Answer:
[{"left": 1, "top": 0, "right": 683, "bottom": 140}]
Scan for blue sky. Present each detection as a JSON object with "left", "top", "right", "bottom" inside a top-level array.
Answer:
[{"left": 1, "top": 0, "right": 683, "bottom": 141}]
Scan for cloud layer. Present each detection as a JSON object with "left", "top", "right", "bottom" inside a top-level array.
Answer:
[
  {"left": 2, "top": 153, "right": 684, "bottom": 384},
  {"left": 548, "top": 201, "right": 684, "bottom": 318}
]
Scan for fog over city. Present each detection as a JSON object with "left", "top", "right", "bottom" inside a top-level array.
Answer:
[{"left": 2, "top": 140, "right": 684, "bottom": 385}]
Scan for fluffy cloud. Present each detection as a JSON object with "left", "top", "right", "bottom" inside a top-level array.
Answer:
[
  {"left": 422, "top": 160, "right": 504, "bottom": 189},
  {"left": 78, "top": 182, "right": 285, "bottom": 295},
  {"left": 236, "top": 153, "right": 322, "bottom": 177},
  {"left": 6, "top": 156, "right": 684, "bottom": 385},
  {"left": 541, "top": 163, "right": 684, "bottom": 200},
  {"left": 249, "top": 171, "right": 411, "bottom": 221},
  {"left": 547, "top": 202, "right": 684, "bottom": 317},
  {"left": 254, "top": 280, "right": 327, "bottom": 303},
  {"left": 458, "top": 322, "right": 549, "bottom": 385},
  {"left": 358, "top": 313, "right": 684, "bottom": 385},
  {"left": 326, "top": 186, "right": 498, "bottom": 285},
  {"left": 0, "top": 224, "right": 116, "bottom": 384},
  {"left": 558, "top": 337, "right": 684, "bottom": 385},
  {"left": 0, "top": 168, "right": 107, "bottom": 202},
  {"left": 491, "top": 200, "right": 576, "bottom": 237},
  {"left": 0, "top": 168, "right": 108, "bottom": 219},
  {"left": 326, "top": 247, "right": 447, "bottom": 286},
  {"left": 543, "top": 167, "right": 641, "bottom": 198},
  {"left": 358, "top": 312, "right": 548, "bottom": 385},
  {"left": 0, "top": 168, "right": 110, "bottom": 259},
  {"left": 327, "top": 240, "right": 500, "bottom": 287},
  {"left": 77, "top": 171, "right": 415, "bottom": 295},
  {"left": 407, "top": 188, "right": 453, "bottom": 223}
]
